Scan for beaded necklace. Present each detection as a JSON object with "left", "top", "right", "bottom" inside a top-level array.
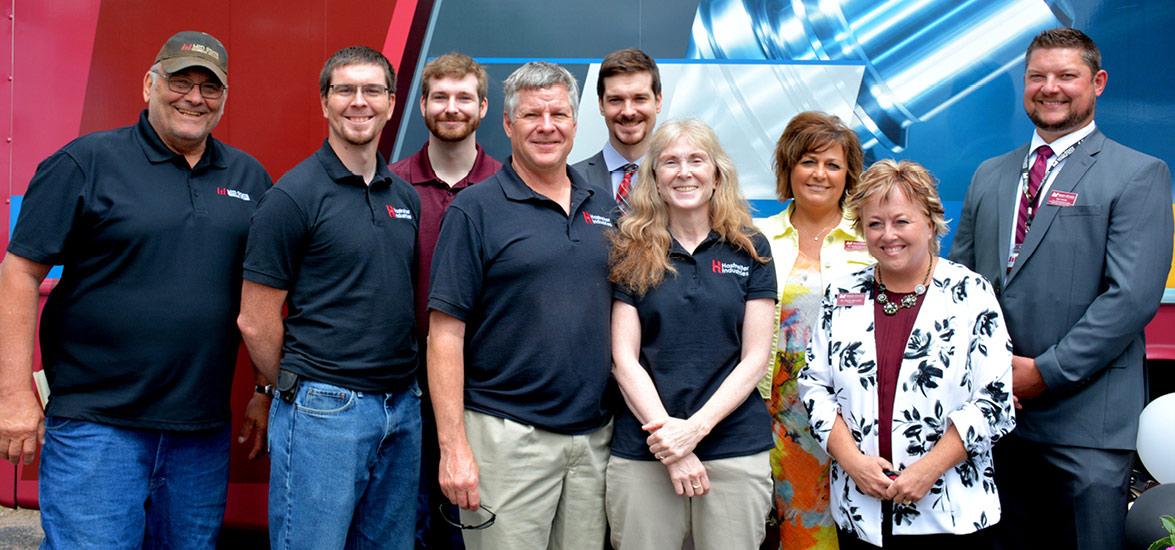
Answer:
[{"left": 875, "top": 259, "right": 934, "bottom": 316}]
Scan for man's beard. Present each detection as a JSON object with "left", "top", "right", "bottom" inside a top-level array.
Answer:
[
  {"left": 426, "top": 114, "right": 479, "bottom": 142},
  {"left": 1028, "top": 97, "right": 1094, "bottom": 135},
  {"left": 611, "top": 115, "right": 648, "bottom": 145}
]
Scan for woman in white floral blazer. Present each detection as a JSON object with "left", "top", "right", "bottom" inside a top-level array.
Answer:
[{"left": 797, "top": 160, "right": 1015, "bottom": 549}]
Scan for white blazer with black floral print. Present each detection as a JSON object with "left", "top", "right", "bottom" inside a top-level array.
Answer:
[{"left": 798, "top": 259, "right": 1015, "bottom": 546}]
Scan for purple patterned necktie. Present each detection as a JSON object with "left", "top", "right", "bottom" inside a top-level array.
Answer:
[{"left": 1015, "top": 145, "right": 1054, "bottom": 248}]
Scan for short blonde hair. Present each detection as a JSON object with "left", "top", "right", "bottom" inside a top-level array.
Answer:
[{"left": 845, "top": 159, "right": 949, "bottom": 255}]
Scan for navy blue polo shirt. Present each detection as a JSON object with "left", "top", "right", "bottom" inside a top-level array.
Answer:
[
  {"left": 428, "top": 160, "right": 613, "bottom": 434},
  {"left": 8, "top": 110, "right": 272, "bottom": 430},
  {"left": 244, "top": 141, "right": 420, "bottom": 392},
  {"left": 611, "top": 231, "right": 776, "bottom": 460}
]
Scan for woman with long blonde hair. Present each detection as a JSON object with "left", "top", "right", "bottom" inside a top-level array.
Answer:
[{"left": 606, "top": 119, "right": 777, "bottom": 549}]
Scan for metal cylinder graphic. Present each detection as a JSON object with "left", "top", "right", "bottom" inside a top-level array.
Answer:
[{"left": 688, "top": 0, "right": 1073, "bottom": 151}]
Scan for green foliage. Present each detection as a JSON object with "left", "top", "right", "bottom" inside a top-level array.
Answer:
[{"left": 1147, "top": 514, "right": 1175, "bottom": 550}]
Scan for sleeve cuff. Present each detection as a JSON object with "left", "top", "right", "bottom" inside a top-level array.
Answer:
[
  {"left": 747, "top": 289, "right": 778, "bottom": 301},
  {"left": 6, "top": 243, "right": 57, "bottom": 267},
  {"left": 807, "top": 405, "right": 835, "bottom": 453},
  {"left": 612, "top": 287, "right": 637, "bottom": 305},
  {"left": 1033, "top": 347, "right": 1066, "bottom": 392},
  {"left": 428, "top": 297, "right": 468, "bottom": 323},
  {"left": 946, "top": 404, "right": 991, "bottom": 456},
  {"left": 243, "top": 268, "right": 289, "bottom": 290},
  {"left": 756, "top": 365, "right": 773, "bottom": 400},
  {"left": 797, "top": 380, "right": 836, "bottom": 453}
]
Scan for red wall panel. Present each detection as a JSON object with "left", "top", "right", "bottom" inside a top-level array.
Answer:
[
  {"left": 1, "top": 0, "right": 13, "bottom": 508},
  {"left": 2, "top": 0, "right": 427, "bottom": 528}
]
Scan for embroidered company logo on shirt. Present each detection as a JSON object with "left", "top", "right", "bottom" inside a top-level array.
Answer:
[
  {"left": 216, "top": 187, "right": 251, "bottom": 201},
  {"left": 582, "top": 212, "right": 614, "bottom": 227},
  {"left": 386, "top": 205, "right": 414, "bottom": 220},
  {"left": 711, "top": 259, "right": 750, "bottom": 277}
]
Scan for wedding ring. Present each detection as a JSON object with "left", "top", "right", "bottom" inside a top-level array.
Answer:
[{"left": 691, "top": 483, "right": 702, "bottom": 488}]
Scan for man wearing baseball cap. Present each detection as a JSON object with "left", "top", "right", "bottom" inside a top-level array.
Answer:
[{"left": 0, "top": 30, "right": 271, "bottom": 548}]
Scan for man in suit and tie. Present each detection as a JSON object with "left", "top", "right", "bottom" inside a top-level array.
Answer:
[
  {"left": 574, "top": 48, "right": 661, "bottom": 214},
  {"left": 950, "top": 28, "right": 1173, "bottom": 550}
]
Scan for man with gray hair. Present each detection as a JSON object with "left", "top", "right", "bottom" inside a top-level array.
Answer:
[
  {"left": 0, "top": 31, "right": 270, "bottom": 547},
  {"left": 427, "top": 61, "right": 615, "bottom": 549}
]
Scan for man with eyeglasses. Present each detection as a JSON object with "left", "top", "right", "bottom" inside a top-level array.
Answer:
[
  {"left": 237, "top": 45, "right": 421, "bottom": 549},
  {"left": 0, "top": 31, "right": 271, "bottom": 548}
]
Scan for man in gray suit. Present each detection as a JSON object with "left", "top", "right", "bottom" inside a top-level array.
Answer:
[
  {"left": 573, "top": 48, "right": 661, "bottom": 214},
  {"left": 950, "top": 28, "right": 1173, "bottom": 550}
]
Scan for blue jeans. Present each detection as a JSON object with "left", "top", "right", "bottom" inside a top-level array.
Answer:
[
  {"left": 39, "top": 417, "right": 230, "bottom": 550},
  {"left": 268, "top": 379, "right": 422, "bottom": 550}
]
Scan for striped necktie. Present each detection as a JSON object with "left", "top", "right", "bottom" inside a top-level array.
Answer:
[
  {"left": 616, "top": 163, "right": 637, "bottom": 214},
  {"left": 1015, "top": 145, "right": 1054, "bottom": 248}
]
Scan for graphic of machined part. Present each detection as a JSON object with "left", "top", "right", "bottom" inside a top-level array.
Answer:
[
  {"left": 688, "top": 0, "right": 1073, "bottom": 151},
  {"left": 570, "top": 62, "right": 864, "bottom": 199}
]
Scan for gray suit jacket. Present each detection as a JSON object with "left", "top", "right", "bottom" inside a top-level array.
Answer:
[
  {"left": 950, "top": 129, "right": 1173, "bottom": 450},
  {"left": 573, "top": 151, "right": 616, "bottom": 206}
]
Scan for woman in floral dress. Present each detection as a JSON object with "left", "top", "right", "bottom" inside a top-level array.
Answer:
[{"left": 756, "top": 112, "right": 872, "bottom": 549}]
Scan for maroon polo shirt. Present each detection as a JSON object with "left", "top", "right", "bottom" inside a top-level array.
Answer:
[{"left": 390, "top": 141, "right": 501, "bottom": 338}]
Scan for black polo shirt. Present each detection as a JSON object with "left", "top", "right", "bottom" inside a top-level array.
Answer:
[
  {"left": 611, "top": 231, "right": 777, "bottom": 460},
  {"left": 244, "top": 141, "right": 419, "bottom": 392},
  {"left": 428, "top": 160, "right": 613, "bottom": 435},
  {"left": 8, "top": 110, "right": 272, "bottom": 430}
]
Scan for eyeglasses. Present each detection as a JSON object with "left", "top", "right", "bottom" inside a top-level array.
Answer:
[
  {"left": 153, "top": 71, "right": 226, "bottom": 99},
  {"left": 329, "top": 84, "right": 392, "bottom": 99},
  {"left": 437, "top": 503, "right": 496, "bottom": 530}
]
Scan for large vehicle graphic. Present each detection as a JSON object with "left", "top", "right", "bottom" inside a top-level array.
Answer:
[{"left": 3, "top": 0, "right": 1173, "bottom": 529}]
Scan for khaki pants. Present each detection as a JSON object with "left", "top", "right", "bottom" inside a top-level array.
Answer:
[
  {"left": 606, "top": 451, "right": 771, "bottom": 550},
  {"left": 460, "top": 410, "right": 612, "bottom": 550}
]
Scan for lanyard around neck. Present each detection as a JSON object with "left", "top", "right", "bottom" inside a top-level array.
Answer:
[{"left": 1019, "top": 138, "right": 1085, "bottom": 218}]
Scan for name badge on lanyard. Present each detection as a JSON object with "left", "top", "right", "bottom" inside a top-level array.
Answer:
[{"left": 1007, "top": 138, "right": 1085, "bottom": 271}]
